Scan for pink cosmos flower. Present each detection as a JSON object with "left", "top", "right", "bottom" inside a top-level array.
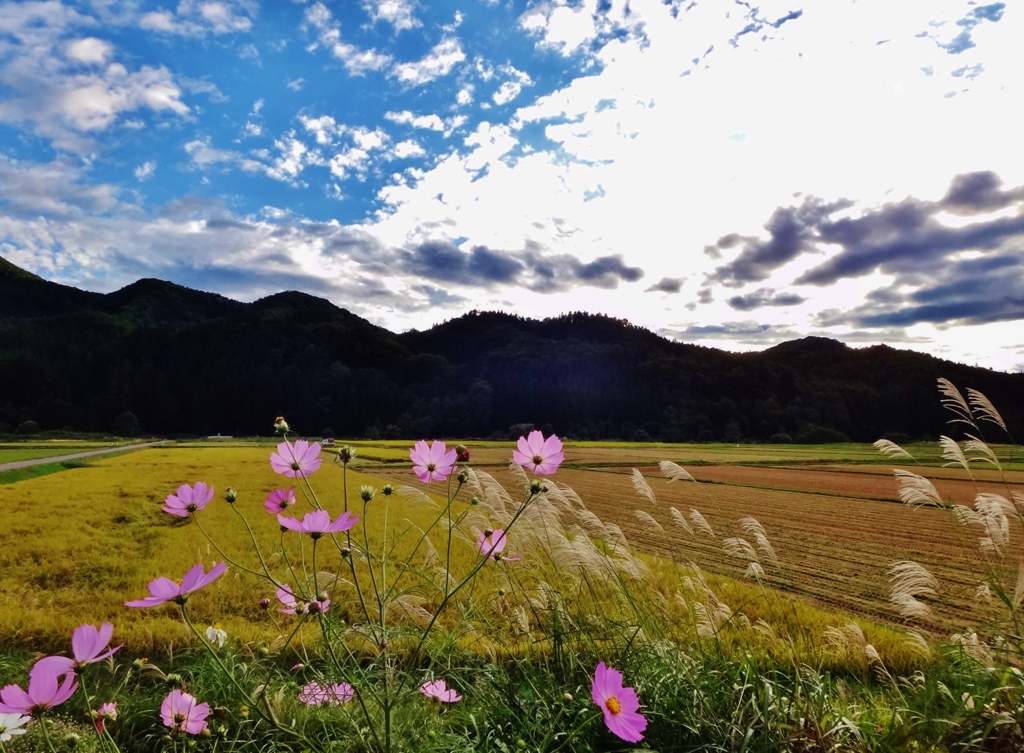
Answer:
[
  {"left": 591, "top": 662, "right": 646, "bottom": 743},
  {"left": 124, "top": 562, "right": 227, "bottom": 608},
  {"left": 409, "top": 440, "right": 457, "bottom": 483},
  {"left": 162, "top": 482, "right": 215, "bottom": 517},
  {"left": 263, "top": 487, "right": 296, "bottom": 515},
  {"left": 420, "top": 679, "right": 461, "bottom": 703},
  {"left": 476, "top": 529, "right": 521, "bottom": 562},
  {"left": 31, "top": 623, "right": 122, "bottom": 679},
  {"left": 0, "top": 667, "right": 78, "bottom": 716},
  {"left": 270, "top": 440, "right": 322, "bottom": 478},
  {"left": 160, "top": 689, "right": 209, "bottom": 735},
  {"left": 298, "top": 681, "right": 354, "bottom": 706},
  {"left": 275, "top": 584, "right": 330, "bottom": 615},
  {"left": 513, "top": 431, "right": 564, "bottom": 476},
  {"left": 95, "top": 702, "right": 117, "bottom": 733},
  {"left": 277, "top": 509, "right": 358, "bottom": 539}
]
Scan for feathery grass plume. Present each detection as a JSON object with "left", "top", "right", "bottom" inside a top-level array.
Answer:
[
  {"left": 693, "top": 598, "right": 732, "bottom": 639},
  {"left": 949, "top": 632, "right": 993, "bottom": 665},
  {"left": 740, "top": 516, "right": 778, "bottom": 565},
  {"left": 1013, "top": 491, "right": 1024, "bottom": 512},
  {"left": 689, "top": 508, "right": 715, "bottom": 537},
  {"left": 953, "top": 504, "right": 982, "bottom": 528},
  {"left": 723, "top": 537, "right": 758, "bottom": 563},
  {"left": 555, "top": 482, "right": 586, "bottom": 509},
  {"left": 745, "top": 562, "right": 766, "bottom": 580},
  {"left": 753, "top": 618, "right": 777, "bottom": 640},
  {"left": 507, "top": 458, "right": 530, "bottom": 492},
  {"left": 669, "top": 506, "right": 693, "bottom": 535},
  {"left": 1013, "top": 564, "right": 1024, "bottom": 611},
  {"left": 873, "top": 438, "right": 914, "bottom": 460},
  {"left": 975, "top": 493, "right": 1012, "bottom": 557},
  {"left": 964, "top": 435, "right": 1001, "bottom": 470},
  {"left": 894, "top": 469, "right": 943, "bottom": 507},
  {"left": 473, "top": 468, "right": 514, "bottom": 515},
  {"left": 888, "top": 560, "right": 938, "bottom": 620},
  {"left": 574, "top": 508, "right": 609, "bottom": 538},
  {"left": 938, "top": 378, "right": 976, "bottom": 429},
  {"left": 939, "top": 436, "right": 969, "bottom": 471},
  {"left": 631, "top": 468, "right": 657, "bottom": 505},
  {"left": 635, "top": 509, "right": 663, "bottom": 532},
  {"left": 824, "top": 622, "right": 866, "bottom": 653},
  {"left": 398, "top": 485, "right": 440, "bottom": 511},
  {"left": 903, "top": 630, "right": 931, "bottom": 659},
  {"left": 967, "top": 387, "right": 1010, "bottom": 435},
  {"left": 659, "top": 460, "right": 696, "bottom": 483},
  {"left": 975, "top": 582, "right": 993, "bottom": 603},
  {"left": 386, "top": 593, "right": 431, "bottom": 627},
  {"left": 675, "top": 592, "right": 688, "bottom": 611}
]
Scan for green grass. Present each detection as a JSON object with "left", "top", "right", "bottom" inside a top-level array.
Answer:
[{"left": 0, "top": 460, "right": 92, "bottom": 485}]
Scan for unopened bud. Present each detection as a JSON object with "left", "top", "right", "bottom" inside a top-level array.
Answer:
[
  {"left": 239, "top": 706, "right": 250, "bottom": 717},
  {"left": 274, "top": 416, "right": 289, "bottom": 434},
  {"left": 224, "top": 488, "right": 237, "bottom": 503},
  {"left": 380, "top": 640, "right": 388, "bottom": 650},
  {"left": 360, "top": 485, "right": 375, "bottom": 503},
  {"left": 457, "top": 469, "right": 469, "bottom": 484},
  {"left": 259, "top": 598, "right": 270, "bottom": 610},
  {"left": 65, "top": 733, "right": 81, "bottom": 748},
  {"left": 212, "top": 706, "right": 228, "bottom": 721},
  {"left": 382, "top": 484, "right": 394, "bottom": 496},
  {"left": 166, "top": 673, "right": 184, "bottom": 687},
  {"left": 529, "top": 479, "right": 547, "bottom": 494},
  {"left": 292, "top": 663, "right": 305, "bottom": 672},
  {"left": 341, "top": 546, "right": 352, "bottom": 558},
  {"left": 339, "top": 446, "right": 355, "bottom": 463},
  {"left": 257, "top": 645, "right": 270, "bottom": 657},
  {"left": 563, "top": 692, "right": 573, "bottom": 702},
  {"left": 470, "top": 496, "right": 480, "bottom": 505},
  {"left": 200, "top": 727, "right": 212, "bottom": 738},
  {"left": 133, "top": 657, "right": 149, "bottom": 669},
  {"left": 484, "top": 529, "right": 494, "bottom": 537},
  {"left": 498, "top": 588, "right": 506, "bottom": 597}
]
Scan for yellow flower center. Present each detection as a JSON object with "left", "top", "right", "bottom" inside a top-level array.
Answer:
[{"left": 605, "top": 696, "right": 621, "bottom": 715}]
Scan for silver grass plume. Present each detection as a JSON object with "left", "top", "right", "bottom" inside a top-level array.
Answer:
[
  {"left": 873, "top": 438, "right": 913, "bottom": 460},
  {"left": 745, "top": 562, "right": 766, "bottom": 580},
  {"left": 1013, "top": 563, "right": 1024, "bottom": 611},
  {"left": 631, "top": 468, "right": 657, "bottom": 505},
  {"left": 670, "top": 507, "right": 693, "bottom": 535},
  {"left": 889, "top": 560, "right": 938, "bottom": 620},
  {"left": 689, "top": 508, "right": 715, "bottom": 537},
  {"left": 507, "top": 459, "right": 530, "bottom": 493},
  {"left": 964, "top": 435, "right": 1001, "bottom": 470},
  {"left": 939, "top": 436, "right": 969, "bottom": 471},
  {"left": 894, "top": 469, "right": 943, "bottom": 507},
  {"left": 659, "top": 460, "right": 696, "bottom": 483},
  {"left": 953, "top": 505, "right": 982, "bottom": 529},
  {"left": 398, "top": 485, "right": 440, "bottom": 510},
  {"left": 556, "top": 483, "right": 586, "bottom": 509},
  {"left": 740, "top": 516, "right": 778, "bottom": 564},
  {"left": 937, "top": 378, "right": 976, "bottom": 429},
  {"left": 903, "top": 631, "right": 931, "bottom": 659},
  {"left": 967, "top": 387, "right": 1009, "bottom": 434},
  {"left": 723, "top": 537, "right": 758, "bottom": 563},
  {"left": 753, "top": 619, "right": 777, "bottom": 640},
  {"left": 1013, "top": 491, "right": 1024, "bottom": 512},
  {"left": 949, "top": 632, "right": 992, "bottom": 665},
  {"left": 975, "top": 582, "right": 992, "bottom": 603},
  {"left": 975, "top": 493, "right": 1012, "bottom": 557},
  {"left": 635, "top": 509, "right": 663, "bottom": 532}
]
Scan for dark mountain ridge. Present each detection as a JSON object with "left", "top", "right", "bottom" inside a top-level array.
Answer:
[{"left": 1, "top": 258, "right": 1021, "bottom": 441}]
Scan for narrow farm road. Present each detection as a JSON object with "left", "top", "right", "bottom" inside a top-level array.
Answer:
[{"left": 0, "top": 441, "right": 165, "bottom": 472}]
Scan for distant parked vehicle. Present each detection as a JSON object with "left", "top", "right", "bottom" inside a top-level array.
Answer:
[{"left": 321, "top": 438, "right": 335, "bottom": 447}]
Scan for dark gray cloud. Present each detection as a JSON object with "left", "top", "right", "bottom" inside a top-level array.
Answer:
[
  {"left": 645, "top": 277, "right": 684, "bottom": 293},
  {"left": 726, "top": 288, "right": 805, "bottom": 311},
  {"left": 704, "top": 171, "right": 1024, "bottom": 329}
]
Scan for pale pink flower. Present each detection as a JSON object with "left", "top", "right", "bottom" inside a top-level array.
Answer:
[
  {"left": 298, "top": 681, "right": 354, "bottom": 706},
  {"left": 277, "top": 509, "right": 358, "bottom": 539},
  {"left": 476, "top": 529, "right": 521, "bottom": 562},
  {"left": 591, "top": 662, "right": 646, "bottom": 742},
  {"left": 276, "top": 584, "right": 330, "bottom": 616},
  {"left": 409, "top": 440, "right": 457, "bottom": 483},
  {"left": 31, "top": 623, "right": 122, "bottom": 679},
  {"left": 513, "top": 431, "right": 564, "bottom": 476},
  {"left": 0, "top": 667, "right": 78, "bottom": 715},
  {"left": 124, "top": 562, "right": 227, "bottom": 608},
  {"left": 263, "top": 487, "right": 296, "bottom": 514},
  {"left": 95, "top": 702, "right": 117, "bottom": 733},
  {"left": 160, "top": 689, "right": 209, "bottom": 735},
  {"left": 420, "top": 679, "right": 461, "bottom": 703},
  {"left": 270, "top": 440, "right": 322, "bottom": 478},
  {"left": 162, "top": 482, "right": 215, "bottom": 517}
]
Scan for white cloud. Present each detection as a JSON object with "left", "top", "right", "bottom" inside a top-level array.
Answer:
[
  {"left": 456, "top": 85, "right": 474, "bottom": 105},
  {"left": 491, "top": 65, "right": 533, "bottom": 105},
  {"left": 185, "top": 138, "right": 238, "bottom": 168},
  {"left": 287, "top": 77, "right": 305, "bottom": 90},
  {"left": 140, "top": 1, "right": 255, "bottom": 36},
  {"left": 392, "top": 37, "right": 465, "bottom": 86},
  {"left": 242, "top": 121, "right": 263, "bottom": 137},
  {"left": 361, "top": 0, "right": 420, "bottom": 33},
  {"left": 265, "top": 133, "right": 323, "bottom": 183},
  {"left": 65, "top": 37, "right": 114, "bottom": 66},
  {"left": 384, "top": 110, "right": 445, "bottom": 130},
  {"left": 392, "top": 139, "right": 425, "bottom": 158},
  {"left": 303, "top": 3, "right": 391, "bottom": 74},
  {"left": 135, "top": 160, "right": 157, "bottom": 180}
]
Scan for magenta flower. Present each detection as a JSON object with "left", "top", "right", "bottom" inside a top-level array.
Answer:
[
  {"left": 275, "top": 584, "right": 329, "bottom": 615},
  {"left": 277, "top": 509, "right": 358, "bottom": 539},
  {"left": 513, "top": 431, "right": 564, "bottom": 476},
  {"left": 95, "top": 702, "right": 117, "bottom": 733},
  {"left": 270, "top": 440, "right": 322, "bottom": 478},
  {"left": 477, "top": 529, "right": 521, "bottom": 562},
  {"left": 124, "top": 562, "right": 227, "bottom": 608},
  {"left": 31, "top": 623, "right": 122, "bottom": 679},
  {"left": 298, "top": 681, "right": 354, "bottom": 706},
  {"left": 263, "top": 487, "right": 296, "bottom": 514},
  {"left": 0, "top": 668, "right": 78, "bottom": 716},
  {"left": 409, "top": 440, "right": 457, "bottom": 483},
  {"left": 591, "top": 662, "right": 646, "bottom": 742},
  {"left": 162, "top": 482, "right": 215, "bottom": 517},
  {"left": 160, "top": 689, "right": 209, "bottom": 735},
  {"left": 420, "top": 679, "right": 461, "bottom": 703}
]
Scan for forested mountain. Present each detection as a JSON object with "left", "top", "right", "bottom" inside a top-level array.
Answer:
[{"left": 1, "top": 257, "right": 1021, "bottom": 442}]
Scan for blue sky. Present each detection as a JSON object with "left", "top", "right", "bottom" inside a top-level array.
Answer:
[{"left": 1, "top": 0, "right": 1022, "bottom": 371}]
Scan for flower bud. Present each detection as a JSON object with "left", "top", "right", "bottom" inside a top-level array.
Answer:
[
  {"left": 274, "top": 416, "right": 289, "bottom": 434},
  {"left": 166, "top": 673, "right": 184, "bottom": 687},
  {"left": 224, "top": 488, "right": 237, "bottom": 503},
  {"left": 516, "top": 739, "right": 526, "bottom": 750},
  {"left": 455, "top": 444, "right": 470, "bottom": 462},
  {"left": 470, "top": 496, "right": 480, "bottom": 505},
  {"left": 339, "top": 446, "right": 355, "bottom": 463},
  {"left": 380, "top": 640, "right": 388, "bottom": 650},
  {"left": 239, "top": 706, "right": 250, "bottom": 717},
  {"left": 563, "top": 692, "right": 573, "bottom": 702},
  {"left": 484, "top": 529, "right": 494, "bottom": 537},
  {"left": 212, "top": 706, "right": 228, "bottom": 721},
  {"left": 529, "top": 479, "right": 547, "bottom": 495},
  {"left": 200, "top": 727, "right": 212, "bottom": 738},
  {"left": 341, "top": 546, "right": 352, "bottom": 558},
  {"left": 133, "top": 657, "right": 149, "bottom": 669},
  {"left": 382, "top": 484, "right": 394, "bottom": 496},
  {"left": 257, "top": 645, "right": 270, "bottom": 657},
  {"left": 259, "top": 598, "right": 270, "bottom": 610},
  {"left": 360, "top": 485, "right": 375, "bottom": 503},
  {"left": 457, "top": 469, "right": 469, "bottom": 484},
  {"left": 65, "top": 733, "right": 81, "bottom": 748},
  {"left": 498, "top": 588, "right": 506, "bottom": 597},
  {"left": 292, "top": 663, "right": 305, "bottom": 672}
]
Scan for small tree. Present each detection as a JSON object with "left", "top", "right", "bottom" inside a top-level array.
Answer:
[
  {"left": 112, "top": 411, "right": 142, "bottom": 437},
  {"left": 16, "top": 420, "right": 40, "bottom": 435}
]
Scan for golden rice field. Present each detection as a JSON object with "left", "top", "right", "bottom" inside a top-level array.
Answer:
[{"left": 1, "top": 439, "right": 1016, "bottom": 668}]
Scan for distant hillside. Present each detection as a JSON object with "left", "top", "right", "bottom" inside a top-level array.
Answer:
[{"left": 0, "top": 258, "right": 1021, "bottom": 441}]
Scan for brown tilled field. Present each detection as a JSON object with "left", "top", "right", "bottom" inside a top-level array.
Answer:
[{"left": 370, "top": 452, "right": 1024, "bottom": 633}]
